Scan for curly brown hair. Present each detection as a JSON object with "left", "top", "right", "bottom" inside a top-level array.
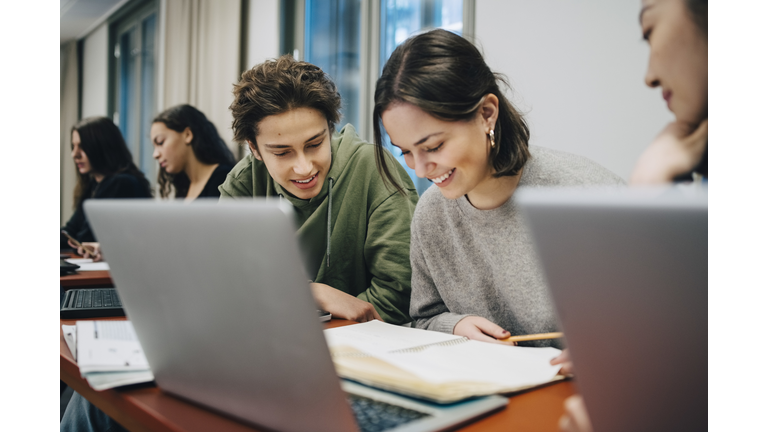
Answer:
[{"left": 230, "top": 55, "right": 342, "bottom": 152}]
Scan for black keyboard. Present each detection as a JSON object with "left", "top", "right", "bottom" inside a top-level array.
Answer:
[
  {"left": 348, "top": 393, "right": 431, "bottom": 432},
  {"left": 60, "top": 288, "right": 125, "bottom": 319}
]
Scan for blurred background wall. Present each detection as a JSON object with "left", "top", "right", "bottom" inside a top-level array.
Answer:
[
  {"left": 475, "top": 0, "right": 673, "bottom": 188},
  {"left": 60, "top": 0, "right": 668, "bottom": 224}
]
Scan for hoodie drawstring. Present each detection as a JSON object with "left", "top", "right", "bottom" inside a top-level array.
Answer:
[
  {"left": 326, "top": 177, "right": 333, "bottom": 267},
  {"left": 278, "top": 181, "right": 332, "bottom": 268}
]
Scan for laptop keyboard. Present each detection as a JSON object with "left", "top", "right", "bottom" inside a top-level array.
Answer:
[
  {"left": 60, "top": 288, "right": 125, "bottom": 319},
  {"left": 348, "top": 393, "right": 431, "bottom": 432}
]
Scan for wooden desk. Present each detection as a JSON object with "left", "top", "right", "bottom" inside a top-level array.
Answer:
[
  {"left": 61, "top": 318, "right": 575, "bottom": 432},
  {"left": 61, "top": 251, "right": 114, "bottom": 288},
  {"left": 60, "top": 270, "right": 114, "bottom": 288}
]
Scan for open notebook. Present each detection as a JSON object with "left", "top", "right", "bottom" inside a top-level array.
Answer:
[{"left": 324, "top": 321, "right": 564, "bottom": 403}]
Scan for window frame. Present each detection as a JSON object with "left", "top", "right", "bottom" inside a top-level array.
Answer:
[
  {"left": 282, "top": 0, "right": 475, "bottom": 143},
  {"left": 107, "top": 0, "right": 160, "bottom": 186}
]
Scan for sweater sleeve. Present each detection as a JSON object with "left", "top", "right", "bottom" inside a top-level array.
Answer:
[
  {"left": 409, "top": 212, "right": 471, "bottom": 334},
  {"left": 62, "top": 175, "right": 149, "bottom": 246},
  {"left": 61, "top": 205, "right": 87, "bottom": 248},
  {"left": 356, "top": 189, "right": 418, "bottom": 325}
]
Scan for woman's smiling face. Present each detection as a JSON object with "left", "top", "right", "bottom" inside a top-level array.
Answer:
[
  {"left": 250, "top": 107, "right": 332, "bottom": 200},
  {"left": 381, "top": 97, "right": 498, "bottom": 200}
]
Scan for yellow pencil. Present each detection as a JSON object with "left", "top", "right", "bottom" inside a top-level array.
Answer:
[{"left": 498, "top": 332, "right": 564, "bottom": 343}]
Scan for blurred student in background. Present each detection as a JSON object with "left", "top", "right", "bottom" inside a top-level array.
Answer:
[
  {"left": 71, "top": 105, "right": 236, "bottom": 262},
  {"left": 630, "top": 0, "right": 708, "bottom": 185},
  {"left": 559, "top": 1, "right": 708, "bottom": 431},
  {"left": 373, "top": 29, "right": 623, "bottom": 349},
  {"left": 61, "top": 117, "right": 152, "bottom": 253},
  {"left": 219, "top": 56, "right": 419, "bottom": 324},
  {"left": 152, "top": 104, "right": 236, "bottom": 200}
]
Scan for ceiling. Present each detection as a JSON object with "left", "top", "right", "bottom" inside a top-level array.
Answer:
[{"left": 60, "top": 0, "right": 130, "bottom": 44}]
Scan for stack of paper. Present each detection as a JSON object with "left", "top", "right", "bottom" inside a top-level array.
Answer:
[
  {"left": 324, "top": 321, "right": 563, "bottom": 403},
  {"left": 63, "top": 321, "right": 154, "bottom": 391}
]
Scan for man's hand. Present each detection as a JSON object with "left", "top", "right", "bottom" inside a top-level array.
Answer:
[
  {"left": 453, "top": 316, "right": 516, "bottom": 345},
  {"left": 550, "top": 348, "right": 574, "bottom": 375},
  {"left": 309, "top": 283, "right": 382, "bottom": 323},
  {"left": 559, "top": 395, "right": 593, "bottom": 432},
  {"left": 630, "top": 119, "right": 708, "bottom": 185}
]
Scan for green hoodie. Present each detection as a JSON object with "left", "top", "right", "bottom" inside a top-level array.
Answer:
[{"left": 218, "top": 125, "right": 419, "bottom": 324}]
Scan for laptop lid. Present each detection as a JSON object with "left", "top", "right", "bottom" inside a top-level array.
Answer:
[
  {"left": 516, "top": 186, "right": 707, "bottom": 432},
  {"left": 85, "top": 199, "right": 358, "bottom": 432}
]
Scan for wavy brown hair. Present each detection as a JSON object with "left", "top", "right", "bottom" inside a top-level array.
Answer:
[
  {"left": 153, "top": 105, "right": 236, "bottom": 198},
  {"left": 230, "top": 55, "right": 341, "bottom": 152},
  {"left": 71, "top": 117, "right": 151, "bottom": 207},
  {"left": 373, "top": 29, "right": 530, "bottom": 194}
]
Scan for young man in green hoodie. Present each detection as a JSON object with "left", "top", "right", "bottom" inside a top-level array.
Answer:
[
  {"left": 219, "top": 55, "right": 419, "bottom": 325},
  {"left": 59, "top": 57, "right": 418, "bottom": 432}
]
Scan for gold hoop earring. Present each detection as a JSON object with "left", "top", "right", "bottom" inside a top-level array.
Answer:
[{"left": 489, "top": 130, "right": 496, "bottom": 148}]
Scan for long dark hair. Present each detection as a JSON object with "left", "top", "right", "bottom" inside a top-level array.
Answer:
[
  {"left": 686, "top": 0, "right": 707, "bottom": 35},
  {"left": 152, "top": 104, "right": 236, "bottom": 198},
  {"left": 71, "top": 117, "right": 151, "bottom": 207},
  {"left": 230, "top": 55, "right": 342, "bottom": 150},
  {"left": 373, "top": 29, "right": 530, "bottom": 194}
]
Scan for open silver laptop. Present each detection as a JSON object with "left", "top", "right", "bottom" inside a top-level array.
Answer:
[
  {"left": 516, "top": 186, "right": 707, "bottom": 432},
  {"left": 84, "top": 199, "right": 506, "bottom": 432}
]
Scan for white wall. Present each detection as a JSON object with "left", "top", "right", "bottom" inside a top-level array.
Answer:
[
  {"left": 475, "top": 0, "right": 674, "bottom": 181},
  {"left": 246, "top": 0, "right": 280, "bottom": 69},
  {"left": 61, "top": 42, "right": 80, "bottom": 225},
  {"left": 81, "top": 23, "right": 109, "bottom": 118}
]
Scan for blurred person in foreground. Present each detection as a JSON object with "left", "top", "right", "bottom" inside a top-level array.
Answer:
[{"left": 557, "top": 1, "right": 708, "bottom": 431}]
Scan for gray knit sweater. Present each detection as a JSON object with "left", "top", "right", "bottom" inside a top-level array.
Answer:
[{"left": 409, "top": 146, "right": 624, "bottom": 348}]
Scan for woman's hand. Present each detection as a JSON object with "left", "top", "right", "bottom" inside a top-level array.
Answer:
[
  {"left": 309, "top": 283, "right": 382, "bottom": 323},
  {"left": 69, "top": 241, "right": 103, "bottom": 262},
  {"left": 559, "top": 395, "right": 593, "bottom": 432},
  {"left": 630, "top": 119, "right": 708, "bottom": 185},
  {"left": 453, "top": 316, "right": 516, "bottom": 345},
  {"left": 550, "top": 348, "right": 574, "bottom": 375}
]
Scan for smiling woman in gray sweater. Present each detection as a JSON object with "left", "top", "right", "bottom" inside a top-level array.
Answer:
[
  {"left": 408, "top": 146, "right": 622, "bottom": 348},
  {"left": 373, "top": 29, "right": 623, "bottom": 349}
]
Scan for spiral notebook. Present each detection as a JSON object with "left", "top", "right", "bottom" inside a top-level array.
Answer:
[{"left": 324, "top": 321, "right": 564, "bottom": 403}]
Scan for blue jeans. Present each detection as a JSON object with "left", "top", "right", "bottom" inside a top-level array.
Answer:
[{"left": 60, "top": 392, "right": 128, "bottom": 432}]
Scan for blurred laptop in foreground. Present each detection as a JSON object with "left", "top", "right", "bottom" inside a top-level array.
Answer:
[
  {"left": 85, "top": 199, "right": 507, "bottom": 432},
  {"left": 517, "top": 186, "right": 707, "bottom": 432}
]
